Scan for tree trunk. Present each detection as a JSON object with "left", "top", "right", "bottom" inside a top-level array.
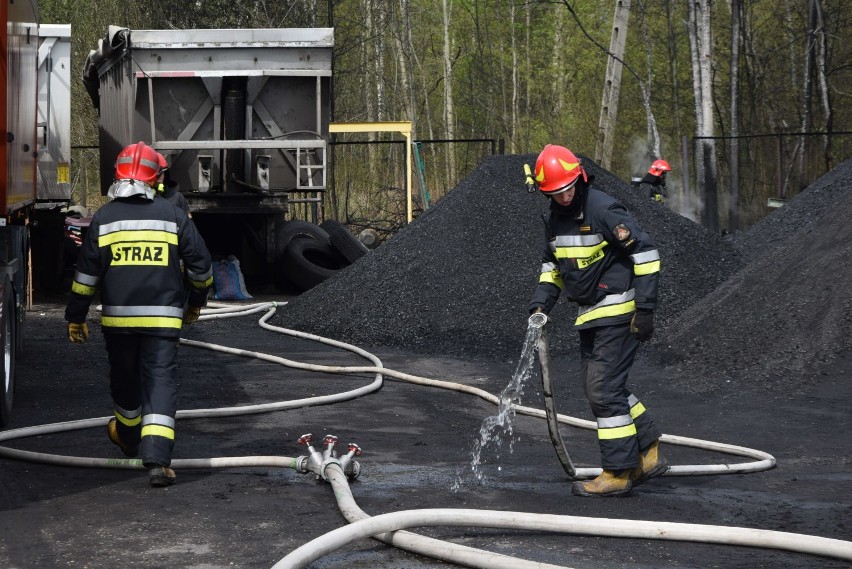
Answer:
[
  {"left": 729, "top": 0, "right": 742, "bottom": 231},
  {"left": 687, "top": 0, "right": 719, "bottom": 232},
  {"left": 595, "top": 0, "right": 632, "bottom": 170},
  {"left": 441, "top": 0, "right": 456, "bottom": 186}
]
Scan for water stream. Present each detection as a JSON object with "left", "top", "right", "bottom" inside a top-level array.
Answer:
[{"left": 454, "top": 315, "right": 546, "bottom": 488}]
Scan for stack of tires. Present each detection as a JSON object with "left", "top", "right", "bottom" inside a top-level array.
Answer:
[{"left": 274, "top": 219, "right": 370, "bottom": 293}]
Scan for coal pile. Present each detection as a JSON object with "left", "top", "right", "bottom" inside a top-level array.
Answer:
[
  {"left": 730, "top": 157, "right": 852, "bottom": 262},
  {"left": 657, "top": 158, "right": 852, "bottom": 393},
  {"left": 277, "top": 154, "right": 739, "bottom": 361}
]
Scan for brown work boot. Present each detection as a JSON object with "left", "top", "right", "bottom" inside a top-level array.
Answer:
[
  {"left": 148, "top": 466, "right": 177, "bottom": 487},
  {"left": 571, "top": 469, "right": 633, "bottom": 497},
  {"left": 107, "top": 418, "right": 138, "bottom": 458},
  {"left": 630, "top": 439, "right": 669, "bottom": 486}
]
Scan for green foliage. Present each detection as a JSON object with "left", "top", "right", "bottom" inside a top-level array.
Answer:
[{"left": 40, "top": 0, "right": 852, "bottom": 230}]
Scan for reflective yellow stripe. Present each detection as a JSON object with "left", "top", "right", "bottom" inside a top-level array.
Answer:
[
  {"left": 99, "top": 230, "right": 178, "bottom": 247},
  {"left": 71, "top": 282, "right": 96, "bottom": 296},
  {"left": 539, "top": 270, "right": 564, "bottom": 289},
  {"left": 102, "top": 316, "right": 183, "bottom": 329},
  {"left": 630, "top": 401, "right": 647, "bottom": 419},
  {"left": 575, "top": 299, "right": 636, "bottom": 325},
  {"left": 189, "top": 275, "right": 214, "bottom": 289},
  {"left": 142, "top": 424, "right": 175, "bottom": 440},
  {"left": 598, "top": 423, "right": 637, "bottom": 440},
  {"left": 115, "top": 412, "right": 142, "bottom": 427},
  {"left": 634, "top": 260, "right": 661, "bottom": 276},
  {"left": 554, "top": 241, "right": 608, "bottom": 259}
]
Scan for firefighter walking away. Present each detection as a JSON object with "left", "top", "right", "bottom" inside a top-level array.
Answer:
[{"left": 65, "top": 141, "right": 213, "bottom": 487}]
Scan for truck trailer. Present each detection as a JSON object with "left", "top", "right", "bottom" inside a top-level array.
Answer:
[
  {"left": 82, "top": 26, "right": 351, "bottom": 291},
  {"left": 0, "top": 0, "right": 40, "bottom": 426}
]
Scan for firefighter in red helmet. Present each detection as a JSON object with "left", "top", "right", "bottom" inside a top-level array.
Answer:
[
  {"left": 65, "top": 141, "right": 212, "bottom": 487},
  {"left": 637, "top": 158, "right": 672, "bottom": 202},
  {"left": 528, "top": 144, "right": 668, "bottom": 497}
]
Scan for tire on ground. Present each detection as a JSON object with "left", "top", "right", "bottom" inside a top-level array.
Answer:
[
  {"left": 279, "top": 236, "right": 347, "bottom": 293},
  {"left": 320, "top": 220, "right": 369, "bottom": 264},
  {"left": 273, "top": 220, "right": 331, "bottom": 291},
  {"left": 0, "top": 275, "right": 17, "bottom": 428}
]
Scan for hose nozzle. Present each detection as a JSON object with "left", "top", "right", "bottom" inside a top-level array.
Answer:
[{"left": 528, "top": 312, "right": 548, "bottom": 328}]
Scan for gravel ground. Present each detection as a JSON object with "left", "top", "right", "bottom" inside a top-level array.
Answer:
[{"left": 278, "top": 154, "right": 740, "bottom": 363}]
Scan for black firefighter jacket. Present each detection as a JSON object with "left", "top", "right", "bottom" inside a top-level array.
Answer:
[
  {"left": 66, "top": 195, "right": 213, "bottom": 337},
  {"left": 529, "top": 188, "right": 660, "bottom": 329}
]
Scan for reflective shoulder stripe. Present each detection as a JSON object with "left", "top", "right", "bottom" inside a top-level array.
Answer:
[
  {"left": 540, "top": 262, "right": 557, "bottom": 273},
  {"left": 99, "top": 230, "right": 179, "bottom": 247},
  {"left": 100, "top": 219, "right": 179, "bottom": 235},
  {"left": 555, "top": 234, "right": 604, "bottom": 247},
  {"left": 631, "top": 249, "right": 660, "bottom": 264}
]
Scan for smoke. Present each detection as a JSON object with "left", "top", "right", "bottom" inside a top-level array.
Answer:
[{"left": 628, "top": 137, "right": 653, "bottom": 177}]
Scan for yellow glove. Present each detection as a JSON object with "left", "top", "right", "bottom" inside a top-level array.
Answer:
[
  {"left": 183, "top": 306, "right": 202, "bottom": 325},
  {"left": 68, "top": 322, "right": 89, "bottom": 343}
]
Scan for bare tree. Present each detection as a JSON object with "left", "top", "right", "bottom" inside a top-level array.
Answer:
[
  {"left": 441, "top": 0, "right": 457, "bottom": 183},
  {"left": 687, "top": 0, "right": 719, "bottom": 231},
  {"left": 729, "top": 0, "right": 742, "bottom": 231}
]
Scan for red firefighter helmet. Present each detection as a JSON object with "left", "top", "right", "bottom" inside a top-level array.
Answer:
[
  {"left": 648, "top": 159, "right": 672, "bottom": 176},
  {"left": 114, "top": 142, "right": 163, "bottom": 186},
  {"left": 534, "top": 144, "right": 588, "bottom": 194}
]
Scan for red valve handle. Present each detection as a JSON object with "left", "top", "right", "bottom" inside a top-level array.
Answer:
[
  {"left": 297, "top": 434, "right": 313, "bottom": 445},
  {"left": 347, "top": 443, "right": 362, "bottom": 456}
]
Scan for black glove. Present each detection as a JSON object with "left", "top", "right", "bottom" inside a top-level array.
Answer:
[{"left": 630, "top": 309, "right": 654, "bottom": 342}]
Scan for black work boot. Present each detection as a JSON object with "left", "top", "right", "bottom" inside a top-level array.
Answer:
[
  {"left": 630, "top": 439, "right": 669, "bottom": 487},
  {"left": 148, "top": 466, "right": 177, "bottom": 487},
  {"left": 107, "top": 418, "right": 139, "bottom": 458},
  {"left": 571, "top": 469, "right": 633, "bottom": 497}
]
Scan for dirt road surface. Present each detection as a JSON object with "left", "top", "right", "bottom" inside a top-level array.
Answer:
[{"left": 0, "top": 297, "right": 849, "bottom": 569}]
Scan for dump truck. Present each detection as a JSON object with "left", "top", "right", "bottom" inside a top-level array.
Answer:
[
  {"left": 0, "top": 0, "right": 40, "bottom": 426},
  {"left": 82, "top": 26, "right": 366, "bottom": 294}
]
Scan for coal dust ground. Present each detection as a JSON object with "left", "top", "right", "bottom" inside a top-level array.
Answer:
[
  {"left": 1, "top": 153, "right": 852, "bottom": 568},
  {"left": 0, "top": 298, "right": 849, "bottom": 569}
]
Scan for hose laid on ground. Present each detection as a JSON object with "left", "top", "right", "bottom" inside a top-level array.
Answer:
[
  {"left": 277, "top": 465, "right": 852, "bottom": 568},
  {"left": 2, "top": 301, "right": 841, "bottom": 569}
]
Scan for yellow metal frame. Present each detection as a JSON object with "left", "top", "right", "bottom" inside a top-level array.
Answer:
[{"left": 329, "top": 121, "right": 414, "bottom": 223}]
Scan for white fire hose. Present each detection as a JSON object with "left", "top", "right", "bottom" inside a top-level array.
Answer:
[{"left": 0, "top": 301, "right": 848, "bottom": 569}]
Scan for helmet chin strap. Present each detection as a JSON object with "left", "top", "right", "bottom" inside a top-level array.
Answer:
[{"left": 107, "top": 179, "right": 157, "bottom": 200}]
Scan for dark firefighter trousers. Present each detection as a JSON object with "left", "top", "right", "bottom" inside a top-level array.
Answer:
[
  {"left": 579, "top": 323, "right": 662, "bottom": 471},
  {"left": 105, "top": 333, "right": 179, "bottom": 467}
]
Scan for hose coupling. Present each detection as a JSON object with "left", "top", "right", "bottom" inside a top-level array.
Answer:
[
  {"left": 294, "top": 455, "right": 310, "bottom": 474},
  {"left": 528, "top": 312, "right": 548, "bottom": 328},
  {"left": 320, "top": 457, "right": 342, "bottom": 481}
]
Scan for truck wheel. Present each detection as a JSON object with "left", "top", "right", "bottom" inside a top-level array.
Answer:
[
  {"left": 320, "top": 220, "right": 369, "bottom": 264},
  {"left": 11, "top": 226, "right": 27, "bottom": 359},
  {"left": 279, "top": 236, "right": 346, "bottom": 292},
  {"left": 0, "top": 276, "right": 17, "bottom": 427}
]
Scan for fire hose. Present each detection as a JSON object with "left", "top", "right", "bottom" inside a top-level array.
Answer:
[{"left": 0, "top": 302, "right": 848, "bottom": 568}]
